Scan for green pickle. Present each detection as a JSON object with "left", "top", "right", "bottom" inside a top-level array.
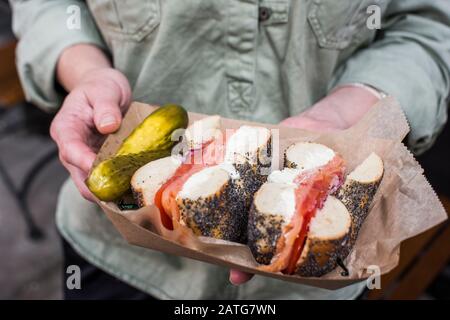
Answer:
[
  {"left": 116, "top": 104, "right": 188, "bottom": 156},
  {"left": 86, "top": 149, "right": 172, "bottom": 202},
  {"left": 86, "top": 104, "right": 189, "bottom": 201}
]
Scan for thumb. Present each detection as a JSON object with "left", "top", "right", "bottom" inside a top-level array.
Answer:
[
  {"left": 229, "top": 270, "right": 254, "bottom": 285},
  {"left": 93, "top": 99, "right": 123, "bottom": 135}
]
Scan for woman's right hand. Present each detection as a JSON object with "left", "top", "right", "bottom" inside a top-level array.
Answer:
[{"left": 50, "top": 67, "right": 131, "bottom": 201}]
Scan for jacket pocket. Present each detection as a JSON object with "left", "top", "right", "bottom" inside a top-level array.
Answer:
[
  {"left": 87, "top": 0, "right": 160, "bottom": 42},
  {"left": 308, "top": 0, "right": 387, "bottom": 50}
]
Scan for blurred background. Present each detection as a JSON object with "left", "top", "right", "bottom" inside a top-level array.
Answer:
[{"left": 0, "top": 1, "right": 449, "bottom": 300}]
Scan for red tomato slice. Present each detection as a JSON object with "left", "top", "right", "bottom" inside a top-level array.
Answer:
[
  {"left": 154, "top": 139, "right": 225, "bottom": 230},
  {"left": 259, "top": 155, "right": 345, "bottom": 274},
  {"left": 154, "top": 162, "right": 195, "bottom": 230},
  {"left": 285, "top": 155, "right": 345, "bottom": 274}
]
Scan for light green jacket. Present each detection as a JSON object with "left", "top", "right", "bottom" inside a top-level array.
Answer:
[{"left": 10, "top": 0, "right": 450, "bottom": 299}]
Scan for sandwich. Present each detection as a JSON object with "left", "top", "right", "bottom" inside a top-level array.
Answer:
[
  {"left": 131, "top": 116, "right": 272, "bottom": 243},
  {"left": 248, "top": 142, "right": 383, "bottom": 277}
]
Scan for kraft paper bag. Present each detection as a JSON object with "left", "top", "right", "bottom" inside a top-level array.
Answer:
[{"left": 89, "top": 97, "right": 447, "bottom": 290}]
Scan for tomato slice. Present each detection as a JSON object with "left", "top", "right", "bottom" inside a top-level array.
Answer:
[
  {"left": 154, "top": 162, "right": 194, "bottom": 230},
  {"left": 284, "top": 155, "right": 345, "bottom": 274},
  {"left": 154, "top": 184, "right": 173, "bottom": 230},
  {"left": 258, "top": 155, "right": 345, "bottom": 274},
  {"left": 154, "top": 139, "right": 226, "bottom": 230}
]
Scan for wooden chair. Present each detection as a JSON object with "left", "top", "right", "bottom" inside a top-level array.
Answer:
[
  {"left": 0, "top": 40, "right": 24, "bottom": 106},
  {"left": 366, "top": 196, "right": 450, "bottom": 299}
]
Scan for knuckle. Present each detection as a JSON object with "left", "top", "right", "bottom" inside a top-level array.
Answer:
[
  {"left": 59, "top": 142, "right": 74, "bottom": 163},
  {"left": 58, "top": 152, "right": 65, "bottom": 165},
  {"left": 58, "top": 145, "right": 68, "bottom": 162},
  {"left": 49, "top": 119, "right": 60, "bottom": 141}
]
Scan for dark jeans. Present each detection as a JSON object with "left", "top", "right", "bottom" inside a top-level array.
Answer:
[{"left": 62, "top": 238, "right": 156, "bottom": 300}]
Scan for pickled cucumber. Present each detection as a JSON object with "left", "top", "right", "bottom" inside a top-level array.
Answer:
[
  {"left": 116, "top": 104, "right": 188, "bottom": 156},
  {"left": 87, "top": 104, "right": 189, "bottom": 201},
  {"left": 86, "top": 149, "right": 172, "bottom": 202}
]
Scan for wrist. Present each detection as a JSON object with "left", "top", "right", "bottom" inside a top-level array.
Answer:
[
  {"left": 305, "top": 85, "right": 380, "bottom": 130},
  {"left": 331, "top": 83, "right": 387, "bottom": 100},
  {"left": 57, "top": 44, "right": 112, "bottom": 92}
]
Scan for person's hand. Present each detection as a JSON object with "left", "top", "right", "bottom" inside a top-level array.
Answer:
[
  {"left": 229, "top": 85, "right": 381, "bottom": 285},
  {"left": 280, "top": 85, "right": 381, "bottom": 131},
  {"left": 50, "top": 67, "right": 131, "bottom": 201}
]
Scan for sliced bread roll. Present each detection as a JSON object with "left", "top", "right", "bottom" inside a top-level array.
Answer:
[
  {"left": 177, "top": 164, "right": 247, "bottom": 242},
  {"left": 248, "top": 181, "right": 297, "bottom": 264},
  {"left": 295, "top": 154, "right": 383, "bottom": 276},
  {"left": 131, "top": 124, "right": 273, "bottom": 243},
  {"left": 131, "top": 116, "right": 221, "bottom": 207},
  {"left": 176, "top": 126, "right": 273, "bottom": 243},
  {"left": 248, "top": 141, "right": 338, "bottom": 261},
  {"left": 284, "top": 142, "right": 335, "bottom": 170},
  {"left": 294, "top": 196, "right": 352, "bottom": 277},
  {"left": 248, "top": 166, "right": 311, "bottom": 265},
  {"left": 131, "top": 156, "right": 182, "bottom": 207},
  {"left": 225, "top": 126, "right": 272, "bottom": 166},
  {"left": 248, "top": 141, "right": 340, "bottom": 266},
  {"left": 335, "top": 152, "right": 384, "bottom": 247},
  {"left": 249, "top": 140, "right": 383, "bottom": 277},
  {"left": 225, "top": 126, "right": 272, "bottom": 207},
  {"left": 296, "top": 154, "right": 383, "bottom": 276},
  {"left": 248, "top": 180, "right": 352, "bottom": 275},
  {"left": 185, "top": 115, "right": 221, "bottom": 150}
]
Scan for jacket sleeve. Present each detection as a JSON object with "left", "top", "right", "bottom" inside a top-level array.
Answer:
[
  {"left": 329, "top": 0, "right": 450, "bottom": 154},
  {"left": 10, "top": 0, "right": 107, "bottom": 112}
]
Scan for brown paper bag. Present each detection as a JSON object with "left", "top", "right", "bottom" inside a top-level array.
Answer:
[{"left": 91, "top": 97, "right": 447, "bottom": 290}]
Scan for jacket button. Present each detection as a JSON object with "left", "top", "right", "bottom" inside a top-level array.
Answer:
[{"left": 259, "top": 6, "right": 272, "bottom": 22}]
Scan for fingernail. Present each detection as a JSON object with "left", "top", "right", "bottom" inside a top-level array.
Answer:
[{"left": 100, "top": 114, "right": 117, "bottom": 128}]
